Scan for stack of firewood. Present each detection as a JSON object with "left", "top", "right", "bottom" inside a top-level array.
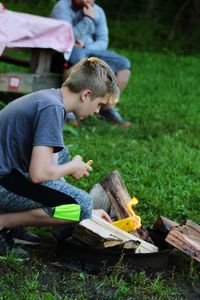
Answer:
[
  {"left": 71, "top": 170, "right": 158, "bottom": 254},
  {"left": 64, "top": 170, "right": 200, "bottom": 263}
]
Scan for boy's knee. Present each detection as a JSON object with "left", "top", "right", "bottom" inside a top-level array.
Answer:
[{"left": 78, "top": 192, "right": 92, "bottom": 220}]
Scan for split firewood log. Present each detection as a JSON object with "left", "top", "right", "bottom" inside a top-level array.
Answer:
[
  {"left": 165, "top": 220, "right": 200, "bottom": 262},
  {"left": 72, "top": 213, "right": 158, "bottom": 253},
  {"left": 99, "top": 170, "right": 154, "bottom": 243}
]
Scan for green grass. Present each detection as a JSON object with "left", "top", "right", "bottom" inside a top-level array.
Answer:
[
  {"left": 1, "top": 51, "right": 200, "bottom": 298},
  {"left": 64, "top": 51, "right": 200, "bottom": 225}
]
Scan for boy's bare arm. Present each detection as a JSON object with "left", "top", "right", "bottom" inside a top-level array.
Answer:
[{"left": 29, "top": 146, "right": 92, "bottom": 183}]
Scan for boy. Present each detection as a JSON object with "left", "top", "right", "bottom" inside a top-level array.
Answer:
[{"left": 0, "top": 57, "right": 119, "bottom": 260}]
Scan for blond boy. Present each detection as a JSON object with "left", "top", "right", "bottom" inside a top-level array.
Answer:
[{"left": 0, "top": 57, "right": 119, "bottom": 260}]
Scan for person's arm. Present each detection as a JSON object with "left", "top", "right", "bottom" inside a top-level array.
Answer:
[
  {"left": 50, "top": 0, "right": 96, "bottom": 44},
  {"left": 92, "top": 209, "right": 112, "bottom": 222},
  {"left": 29, "top": 146, "right": 92, "bottom": 183},
  {"left": 86, "top": 6, "right": 109, "bottom": 51}
]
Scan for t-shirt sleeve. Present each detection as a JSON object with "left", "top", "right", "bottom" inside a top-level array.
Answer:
[{"left": 32, "top": 105, "right": 65, "bottom": 153}]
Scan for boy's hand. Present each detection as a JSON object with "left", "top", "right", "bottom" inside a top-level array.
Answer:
[
  {"left": 83, "top": 3, "right": 96, "bottom": 19},
  {"left": 69, "top": 155, "right": 92, "bottom": 179},
  {"left": 92, "top": 209, "right": 112, "bottom": 223}
]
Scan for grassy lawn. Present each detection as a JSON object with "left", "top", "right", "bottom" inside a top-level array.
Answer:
[{"left": 0, "top": 51, "right": 200, "bottom": 299}]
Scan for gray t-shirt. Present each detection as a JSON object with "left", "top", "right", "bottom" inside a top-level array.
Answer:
[{"left": 0, "top": 88, "right": 66, "bottom": 179}]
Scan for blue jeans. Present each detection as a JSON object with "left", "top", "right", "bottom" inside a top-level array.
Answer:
[{"left": 69, "top": 47, "right": 131, "bottom": 73}]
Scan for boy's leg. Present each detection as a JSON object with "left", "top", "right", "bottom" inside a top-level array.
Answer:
[
  {"left": 0, "top": 208, "right": 73, "bottom": 228},
  {"left": 0, "top": 209, "right": 71, "bottom": 261},
  {"left": 0, "top": 168, "right": 92, "bottom": 258},
  {"left": 12, "top": 148, "right": 71, "bottom": 245},
  {"left": 0, "top": 168, "right": 92, "bottom": 225}
]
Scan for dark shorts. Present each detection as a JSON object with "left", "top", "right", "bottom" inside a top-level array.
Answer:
[{"left": 69, "top": 47, "right": 131, "bottom": 73}]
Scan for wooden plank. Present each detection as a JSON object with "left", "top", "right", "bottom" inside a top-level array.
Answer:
[
  {"left": 72, "top": 219, "right": 124, "bottom": 248},
  {"left": 165, "top": 220, "right": 200, "bottom": 262},
  {"left": 73, "top": 218, "right": 141, "bottom": 249},
  {"left": 1, "top": 48, "right": 54, "bottom": 74},
  {"left": 0, "top": 72, "right": 61, "bottom": 94},
  {"left": 0, "top": 54, "right": 30, "bottom": 68},
  {"left": 30, "top": 49, "right": 53, "bottom": 74},
  {"left": 92, "top": 214, "right": 158, "bottom": 253}
]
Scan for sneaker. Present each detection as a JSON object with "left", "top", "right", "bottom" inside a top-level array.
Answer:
[
  {"left": 0, "top": 228, "right": 30, "bottom": 261},
  {"left": 99, "top": 108, "right": 131, "bottom": 128},
  {"left": 11, "top": 227, "right": 41, "bottom": 246},
  {"left": 66, "top": 112, "right": 79, "bottom": 127}
]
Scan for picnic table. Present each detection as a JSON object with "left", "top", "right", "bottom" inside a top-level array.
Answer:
[{"left": 0, "top": 8, "right": 74, "bottom": 94}]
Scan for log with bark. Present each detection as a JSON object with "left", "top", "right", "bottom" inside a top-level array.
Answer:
[{"left": 99, "top": 170, "right": 153, "bottom": 243}]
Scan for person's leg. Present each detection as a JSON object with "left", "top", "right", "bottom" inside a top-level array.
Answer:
[
  {"left": 85, "top": 49, "right": 132, "bottom": 127},
  {"left": 0, "top": 169, "right": 92, "bottom": 222},
  {"left": 63, "top": 47, "right": 86, "bottom": 80},
  {"left": 69, "top": 46, "right": 87, "bottom": 65},
  {"left": 11, "top": 149, "right": 71, "bottom": 245},
  {"left": 0, "top": 208, "right": 72, "bottom": 228},
  {"left": 0, "top": 208, "right": 72, "bottom": 261},
  {"left": 0, "top": 169, "right": 92, "bottom": 257},
  {"left": 58, "top": 146, "right": 70, "bottom": 164},
  {"left": 63, "top": 46, "right": 88, "bottom": 126},
  {"left": 115, "top": 69, "right": 131, "bottom": 93},
  {"left": 85, "top": 49, "right": 131, "bottom": 93}
]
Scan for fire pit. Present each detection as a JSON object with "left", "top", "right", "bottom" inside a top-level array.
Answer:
[{"left": 56, "top": 229, "right": 172, "bottom": 274}]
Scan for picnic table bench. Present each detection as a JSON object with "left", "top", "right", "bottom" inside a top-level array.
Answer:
[{"left": 0, "top": 8, "right": 74, "bottom": 94}]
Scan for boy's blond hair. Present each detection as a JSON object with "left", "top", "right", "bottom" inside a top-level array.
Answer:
[{"left": 62, "top": 57, "right": 119, "bottom": 104}]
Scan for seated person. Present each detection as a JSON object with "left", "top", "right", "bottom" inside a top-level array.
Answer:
[{"left": 51, "top": 0, "right": 131, "bottom": 127}]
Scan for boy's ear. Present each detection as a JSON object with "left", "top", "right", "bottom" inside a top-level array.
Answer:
[{"left": 80, "top": 89, "right": 92, "bottom": 102}]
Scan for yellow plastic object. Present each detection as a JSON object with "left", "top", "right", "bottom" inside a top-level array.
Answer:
[
  {"left": 112, "top": 216, "right": 141, "bottom": 232},
  {"left": 112, "top": 196, "right": 141, "bottom": 232},
  {"left": 87, "top": 160, "right": 93, "bottom": 166}
]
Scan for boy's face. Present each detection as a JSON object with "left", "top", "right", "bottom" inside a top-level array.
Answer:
[{"left": 75, "top": 91, "right": 109, "bottom": 119}]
